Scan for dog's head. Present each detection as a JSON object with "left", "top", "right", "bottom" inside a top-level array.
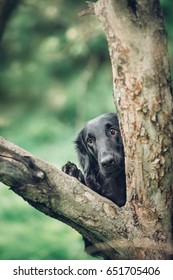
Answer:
[{"left": 75, "top": 113, "right": 125, "bottom": 178}]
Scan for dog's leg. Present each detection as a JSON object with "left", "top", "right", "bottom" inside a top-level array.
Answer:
[{"left": 62, "top": 161, "right": 85, "bottom": 184}]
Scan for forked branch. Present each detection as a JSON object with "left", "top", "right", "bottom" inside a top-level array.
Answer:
[{"left": 0, "top": 136, "right": 130, "bottom": 259}]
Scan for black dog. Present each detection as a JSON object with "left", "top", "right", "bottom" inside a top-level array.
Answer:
[
  {"left": 62, "top": 113, "right": 126, "bottom": 207},
  {"left": 62, "top": 113, "right": 126, "bottom": 258}
]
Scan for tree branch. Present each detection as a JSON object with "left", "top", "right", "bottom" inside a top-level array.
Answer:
[
  {"left": 0, "top": 136, "right": 172, "bottom": 259},
  {"left": 0, "top": 136, "right": 130, "bottom": 259},
  {"left": 0, "top": 0, "right": 172, "bottom": 260},
  {"left": 78, "top": 1, "right": 95, "bottom": 17}
]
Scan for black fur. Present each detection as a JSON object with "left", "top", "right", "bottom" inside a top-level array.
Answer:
[
  {"left": 62, "top": 113, "right": 126, "bottom": 258},
  {"left": 63, "top": 113, "right": 126, "bottom": 207}
]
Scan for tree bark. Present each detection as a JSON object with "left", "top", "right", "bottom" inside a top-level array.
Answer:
[
  {"left": 0, "top": 0, "right": 173, "bottom": 259},
  {"left": 0, "top": 0, "right": 21, "bottom": 39},
  {"left": 89, "top": 0, "right": 173, "bottom": 259},
  {"left": 0, "top": 136, "right": 134, "bottom": 260}
]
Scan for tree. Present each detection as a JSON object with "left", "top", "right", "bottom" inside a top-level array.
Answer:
[
  {"left": 0, "top": 0, "right": 173, "bottom": 260},
  {"left": 0, "top": 0, "right": 21, "bottom": 39}
]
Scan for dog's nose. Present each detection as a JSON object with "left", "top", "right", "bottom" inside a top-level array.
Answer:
[{"left": 100, "top": 156, "right": 115, "bottom": 169}]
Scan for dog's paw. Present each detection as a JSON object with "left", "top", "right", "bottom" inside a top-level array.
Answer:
[{"left": 62, "top": 161, "right": 85, "bottom": 184}]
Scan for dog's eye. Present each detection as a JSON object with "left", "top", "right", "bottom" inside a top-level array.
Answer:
[
  {"left": 110, "top": 128, "right": 116, "bottom": 135},
  {"left": 87, "top": 137, "right": 93, "bottom": 144}
]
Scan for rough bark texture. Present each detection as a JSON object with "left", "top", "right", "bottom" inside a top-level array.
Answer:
[
  {"left": 90, "top": 0, "right": 173, "bottom": 259},
  {"left": 0, "top": 136, "right": 132, "bottom": 260},
  {"left": 0, "top": 0, "right": 173, "bottom": 260}
]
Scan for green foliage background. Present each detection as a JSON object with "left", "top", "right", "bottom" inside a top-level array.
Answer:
[{"left": 0, "top": 0, "right": 172, "bottom": 260}]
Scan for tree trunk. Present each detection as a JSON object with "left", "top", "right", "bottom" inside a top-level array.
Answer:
[
  {"left": 0, "top": 0, "right": 20, "bottom": 39},
  {"left": 90, "top": 0, "right": 173, "bottom": 259},
  {"left": 0, "top": 0, "right": 173, "bottom": 259}
]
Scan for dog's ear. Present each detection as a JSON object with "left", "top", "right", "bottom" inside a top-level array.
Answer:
[{"left": 75, "top": 128, "right": 91, "bottom": 177}]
